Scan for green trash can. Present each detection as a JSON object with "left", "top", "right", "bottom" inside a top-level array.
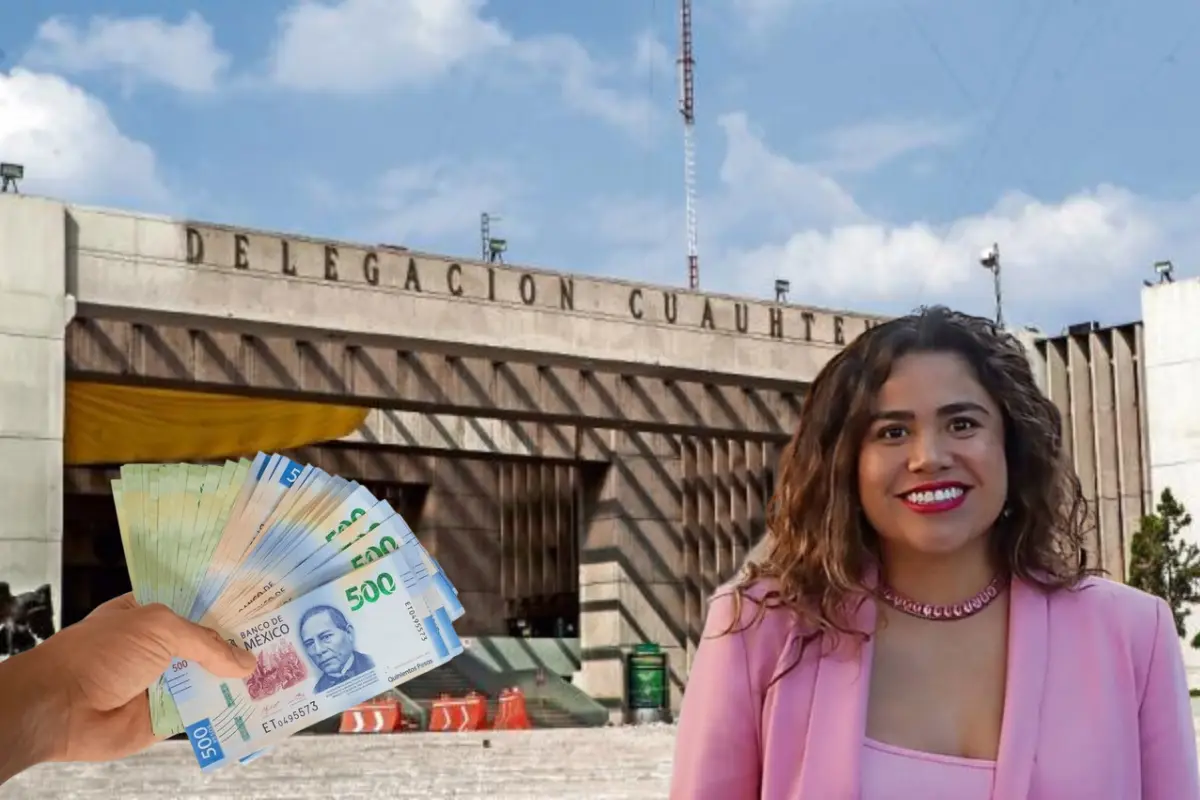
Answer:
[{"left": 626, "top": 642, "right": 669, "bottom": 724}]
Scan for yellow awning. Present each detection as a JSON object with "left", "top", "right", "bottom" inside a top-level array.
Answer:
[{"left": 65, "top": 381, "right": 369, "bottom": 465}]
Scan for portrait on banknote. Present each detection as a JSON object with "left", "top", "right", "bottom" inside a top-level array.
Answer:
[{"left": 297, "top": 603, "right": 376, "bottom": 693}]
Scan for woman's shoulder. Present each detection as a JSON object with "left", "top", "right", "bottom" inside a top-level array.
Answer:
[
  {"left": 704, "top": 577, "right": 811, "bottom": 651},
  {"left": 702, "top": 577, "right": 808, "bottom": 686},
  {"left": 707, "top": 576, "right": 789, "bottom": 622},
  {"left": 1049, "top": 574, "right": 1167, "bottom": 621},
  {"left": 1045, "top": 575, "right": 1170, "bottom": 654}
]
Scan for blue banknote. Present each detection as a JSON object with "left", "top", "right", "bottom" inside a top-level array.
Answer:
[
  {"left": 215, "top": 483, "right": 380, "bottom": 626},
  {"left": 167, "top": 549, "right": 463, "bottom": 770},
  {"left": 294, "top": 500, "right": 465, "bottom": 622},
  {"left": 113, "top": 451, "right": 468, "bottom": 752}
]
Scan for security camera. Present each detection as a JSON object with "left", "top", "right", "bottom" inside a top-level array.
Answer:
[{"left": 979, "top": 243, "right": 1000, "bottom": 270}]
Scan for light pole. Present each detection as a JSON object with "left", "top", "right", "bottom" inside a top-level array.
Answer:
[
  {"left": 1144, "top": 260, "right": 1176, "bottom": 287},
  {"left": 480, "top": 212, "right": 507, "bottom": 264},
  {"left": 979, "top": 242, "right": 1002, "bottom": 327},
  {"left": 774, "top": 278, "right": 790, "bottom": 304}
]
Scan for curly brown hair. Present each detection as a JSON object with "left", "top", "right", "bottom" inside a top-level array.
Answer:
[{"left": 727, "top": 305, "right": 1094, "bottom": 649}]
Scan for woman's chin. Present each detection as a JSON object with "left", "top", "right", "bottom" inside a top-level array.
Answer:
[{"left": 894, "top": 528, "right": 984, "bottom": 558}]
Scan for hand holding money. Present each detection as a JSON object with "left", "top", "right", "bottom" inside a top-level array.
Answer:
[
  {"left": 0, "top": 593, "right": 254, "bottom": 777},
  {"left": 113, "top": 452, "right": 466, "bottom": 770}
]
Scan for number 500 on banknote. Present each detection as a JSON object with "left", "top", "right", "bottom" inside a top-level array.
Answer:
[{"left": 168, "top": 550, "right": 461, "bottom": 770}]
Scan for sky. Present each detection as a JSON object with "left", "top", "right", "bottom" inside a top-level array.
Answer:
[{"left": 3, "top": 0, "right": 1199, "bottom": 333}]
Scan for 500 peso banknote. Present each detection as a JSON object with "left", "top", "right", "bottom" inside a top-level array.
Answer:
[{"left": 167, "top": 549, "right": 462, "bottom": 770}]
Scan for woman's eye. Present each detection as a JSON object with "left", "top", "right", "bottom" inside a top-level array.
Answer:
[
  {"left": 877, "top": 426, "right": 907, "bottom": 440},
  {"left": 949, "top": 417, "right": 979, "bottom": 433}
]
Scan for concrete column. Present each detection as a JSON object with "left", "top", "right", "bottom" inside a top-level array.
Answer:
[
  {"left": 418, "top": 455, "right": 503, "bottom": 635},
  {"left": 745, "top": 440, "right": 766, "bottom": 559},
  {"left": 1044, "top": 341, "right": 1072, "bottom": 462},
  {"left": 1016, "top": 328, "right": 1048, "bottom": 396},
  {"left": 1066, "top": 335, "right": 1101, "bottom": 562},
  {"left": 714, "top": 440, "right": 734, "bottom": 584},
  {"left": 729, "top": 441, "right": 749, "bottom": 572},
  {"left": 697, "top": 439, "right": 716, "bottom": 601},
  {"left": 1088, "top": 334, "right": 1124, "bottom": 576},
  {"left": 681, "top": 437, "right": 700, "bottom": 674},
  {"left": 1111, "top": 327, "right": 1146, "bottom": 578},
  {"left": 577, "top": 430, "right": 684, "bottom": 718},
  {"left": 0, "top": 195, "right": 69, "bottom": 631},
  {"left": 1142, "top": 277, "right": 1200, "bottom": 687}
]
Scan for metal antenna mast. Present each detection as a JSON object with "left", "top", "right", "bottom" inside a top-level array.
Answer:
[{"left": 678, "top": 0, "right": 699, "bottom": 291}]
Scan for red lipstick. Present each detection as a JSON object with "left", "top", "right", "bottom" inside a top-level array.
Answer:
[{"left": 898, "top": 481, "right": 969, "bottom": 514}]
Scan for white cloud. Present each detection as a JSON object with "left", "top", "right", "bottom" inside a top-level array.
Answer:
[
  {"left": 590, "top": 196, "right": 679, "bottom": 252},
  {"left": 729, "top": 0, "right": 798, "bottom": 36},
  {"left": 371, "top": 159, "right": 526, "bottom": 244},
  {"left": 726, "top": 185, "right": 1187, "bottom": 327},
  {"left": 815, "top": 117, "right": 971, "bottom": 174},
  {"left": 305, "top": 157, "right": 527, "bottom": 249},
  {"left": 589, "top": 110, "right": 1198, "bottom": 331},
  {"left": 509, "top": 34, "right": 662, "bottom": 139},
  {"left": 0, "top": 68, "right": 167, "bottom": 204},
  {"left": 267, "top": 0, "right": 665, "bottom": 137},
  {"left": 25, "top": 12, "right": 229, "bottom": 94},
  {"left": 632, "top": 29, "right": 674, "bottom": 80},
  {"left": 716, "top": 112, "right": 865, "bottom": 234},
  {"left": 268, "top": 0, "right": 509, "bottom": 93}
]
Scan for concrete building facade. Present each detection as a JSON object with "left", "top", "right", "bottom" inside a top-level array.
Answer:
[
  {"left": 0, "top": 192, "right": 881, "bottom": 712},
  {"left": 1024, "top": 320, "right": 1152, "bottom": 580},
  {"left": 1025, "top": 277, "right": 1200, "bottom": 685},
  {"left": 1142, "top": 277, "right": 1200, "bottom": 684},
  {"left": 0, "top": 194, "right": 72, "bottom": 640}
]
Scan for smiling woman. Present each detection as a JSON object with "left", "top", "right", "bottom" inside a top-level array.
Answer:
[{"left": 670, "top": 306, "right": 1200, "bottom": 800}]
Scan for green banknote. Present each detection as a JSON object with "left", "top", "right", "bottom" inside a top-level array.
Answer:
[{"left": 109, "top": 452, "right": 465, "bottom": 752}]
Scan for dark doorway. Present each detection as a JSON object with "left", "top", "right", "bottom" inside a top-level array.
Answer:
[{"left": 62, "top": 491, "right": 130, "bottom": 627}]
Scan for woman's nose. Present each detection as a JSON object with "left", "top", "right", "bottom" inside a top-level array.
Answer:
[{"left": 907, "top": 432, "right": 953, "bottom": 473}]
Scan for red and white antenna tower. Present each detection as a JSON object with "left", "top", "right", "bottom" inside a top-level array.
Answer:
[{"left": 678, "top": 0, "right": 699, "bottom": 291}]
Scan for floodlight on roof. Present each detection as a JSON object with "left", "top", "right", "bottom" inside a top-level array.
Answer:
[{"left": 0, "top": 163, "right": 22, "bottom": 193}]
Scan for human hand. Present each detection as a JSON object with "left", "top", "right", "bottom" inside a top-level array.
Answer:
[{"left": 11, "top": 593, "right": 255, "bottom": 767}]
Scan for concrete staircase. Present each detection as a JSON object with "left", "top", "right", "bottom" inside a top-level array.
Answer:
[
  {"left": 305, "top": 637, "right": 608, "bottom": 733},
  {"left": 400, "top": 655, "right": 607, "bottom": 729},
  {"left": 450, "top": 637, "right": 607, "bottom": 728},
  {"left": 400, "top": 661, "right": 495, "bottom": 719}
]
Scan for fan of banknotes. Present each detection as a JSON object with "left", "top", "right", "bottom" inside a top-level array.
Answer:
[{"left": 111, "top": 452, "right": 465, "bottom": 771}]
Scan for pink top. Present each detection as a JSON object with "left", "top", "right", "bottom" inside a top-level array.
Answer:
[
  {"left": 669, "top": 576, "right": 1200, "bottom": 799},
  {"left": 861, "top": 738, "right": 995, "bottom": 800}
]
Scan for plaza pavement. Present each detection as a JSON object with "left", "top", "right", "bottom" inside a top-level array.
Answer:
[
  {"left": 7, "top": 718, "right": 1200, "bottom": 799},
  {"left": 2, "top": 727, "right": 676, "bottom": 799}
]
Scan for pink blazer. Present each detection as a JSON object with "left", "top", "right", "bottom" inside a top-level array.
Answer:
[{"left": 671, "top": 576, "right": 1199, "bottom": 799}]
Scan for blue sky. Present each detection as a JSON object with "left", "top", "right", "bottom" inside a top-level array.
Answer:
[{"left": 3, "top": 0, "right": 1198, "bottom": 331}]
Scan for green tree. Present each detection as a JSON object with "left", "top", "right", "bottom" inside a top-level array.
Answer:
[{"left": 1127, "top": 488, "right": 1200, "bottom": 648}]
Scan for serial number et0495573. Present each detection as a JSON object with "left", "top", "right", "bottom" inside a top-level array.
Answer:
[{"left": 261, "top": 700, "right": 320, "bottom": 734}]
